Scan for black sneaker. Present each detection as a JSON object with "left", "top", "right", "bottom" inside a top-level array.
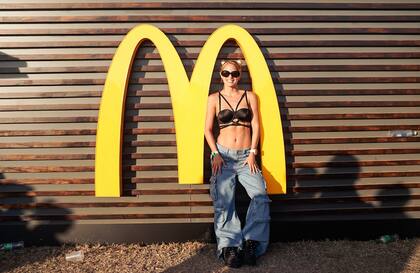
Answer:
[
  {"left": 222, "top": 247, "right": 242, "bottom": 268},
  {"left": 243, "top": 240, "right": 259, "bottom": 266}
]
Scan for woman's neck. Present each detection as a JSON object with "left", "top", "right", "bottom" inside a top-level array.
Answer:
[{"left": 221, "top": 86, "right": 239, "bottom": 97}]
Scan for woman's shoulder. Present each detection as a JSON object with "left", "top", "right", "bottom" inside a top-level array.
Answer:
[
  {"left": 243, "top": 90, "right": 257, "bottom": 100},
  {"left": 207, "top": 91, "right": 219, "bottom": 103},
  {"left": 208, "top": 91, "right": 219, "bottom": 98}
]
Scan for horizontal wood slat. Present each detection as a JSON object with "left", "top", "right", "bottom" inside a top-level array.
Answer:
[
  {"left": 0, "top": 189, "right": 209, "bottom": 197},
  {"left": 291, "top": 149, "right": 420, "bottom": 156},
  {"left": 0, "top": 141, "right": 179, "bottom": 149},
  {"left": 1, "top": 143, "right": 420, "bottom": 157},
  {"left": 1, "top": 189, "right": 417, "bottom": 200},
  {"left": 0, "top": 116, "right": 173, "bottom": 124},
  {"left": 1, "top": 77, "right": 420, "bottom": 86},
  {"left": 1, "top": 3, "right": 419, "bottom": 10},
  {"left": 0, "top": 142, "right": 96, "bottom": 148},
  {"left": 2, "top": 139, "right": 420, "bottom": 162},
  {"left": 293, "top": 183, "right": 420, "bottom": 192},
  {"left": 1, "top": 114, "right": 420, "bottom": 125},
  {"left": 290, "top": 125, "right": 420, "bottom": 132},
  {"left": 2, "top": 175, "right": 420, "bottom": 184},
  {"left": 2, "top": 52, "right": 420, "bottom": 61},
  {"left": 285, "top": 101, "right": 420, "bottom": 108},
  {"left": 0, "top": 177, "right": 177, "bottom": 185},
  {"left": 1, "top": 124, "right": 419, "bottom": 137},
  {"left": 291, "top": 160, "right": 420, "bottom": 168},
  {"left": 1, "top": 64, "right": 419, "bottom": 74},
  {"left": 2, "top": 41, "right": 420, "bottom": 48},
  {"left": 128, "top": 177, "right": 178, "bottom": 183},
  {"left": 291, "top": 137, "right": 420, "bottom": 144},
  {"left": 1, "top": 89, "right": 419, "bottom": 100},
  {"left": 0, "top": 201, "right": 213, "bottom": 210},
  {"left": 0, "top": 178, "right": 93, "bottom": 185},
  {"left": 288, "top": 113, "right": 420, "bottom": 120},
  {"left": 0, "top": 166, "right": 95, "bottom": 173},
  {"left": 1, "top": 160, "right": 420, "bottom": 173},
  {"left": 271, "top": 206, "right": 420, "bottom": 217},
  {"left": 1, "top": 178, "right": 418, "bottom": 193},
  {"left": 0, "top": 154, "right": 95, "bottom": 160},
  {"left": 0, "top": 128, "right": 419, "bottom": 141},
  {"left": 0, "top": 213, "right": 214, "bottom": 222},
  {"left": 275, "top": 193, "right": 420, "bottom": 202},
  {"left": 288, "top": 172, "right": 420, "bottom": 179},
  {"left": 1, "top": 15, "right": 420, "bottom": 23},
  {"left": 2, "top": 207, "right": 420, "bottom": 222},
  {"left": 1, "top": 196, "right": 419, "bottom": 213},
  {"left": 1, "top": 101, "right": 420, "bottom": 112},
  {"left": 3, "top": 206, "right": 420, "bottom": 222}
]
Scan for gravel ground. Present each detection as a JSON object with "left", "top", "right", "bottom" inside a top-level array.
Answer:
[{"left": 1, "top": 238, "right": 419, "bottom": 273}]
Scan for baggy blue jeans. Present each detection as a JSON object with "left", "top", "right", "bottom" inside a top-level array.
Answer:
[{"left": 209, "top": 143, "right": 271, "bottom": 258}]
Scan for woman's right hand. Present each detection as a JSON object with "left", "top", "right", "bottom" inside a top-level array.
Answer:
[{"left": 211, "top": 154, "right": 225, "bottom": 175}]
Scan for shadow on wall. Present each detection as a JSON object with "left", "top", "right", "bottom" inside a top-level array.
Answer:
[
  {"left": 0, "top": 175, "right": 74, "bottom": 271},
  {"left": 0, "top": 51, "right": 28, "bottom": 78},
  {"left": 0, "top": 51, "right": 72, "bottom": 271},
  {"left": 0, "top": 50, "right": 72, "bottom": 240}
]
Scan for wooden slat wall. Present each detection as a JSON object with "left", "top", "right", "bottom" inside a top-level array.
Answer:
[{"left": 0, "top": 0, "right": 419, "bottom": 230}]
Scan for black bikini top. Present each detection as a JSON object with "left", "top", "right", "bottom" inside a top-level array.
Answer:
[{"left": 217, "top": 90, "right": 253, "bottom": 129}]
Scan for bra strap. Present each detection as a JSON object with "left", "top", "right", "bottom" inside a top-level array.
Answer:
[
  {"left": 234, "top": 91, "right": 247, "bottom": 111},
  {"left": 218, "top": 91, "right": 221, "bottom": 114},
  {"left": 219, "top": 91, "right": 235, "bottom": 111},
  {"left": 219, "top": 122, "right": 252, "bottom": 129},
  {"left": 244, "top": 90, "right": 250, "bottom": 108}
]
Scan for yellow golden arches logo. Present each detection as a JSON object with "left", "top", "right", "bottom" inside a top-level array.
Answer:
[{"left": 95, "top": 24, "right": 286, "bottom": 197}]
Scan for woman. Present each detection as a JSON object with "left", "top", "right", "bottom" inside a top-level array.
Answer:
[{"left": 204, "top": 60, "right": 271, "bottom": 268}]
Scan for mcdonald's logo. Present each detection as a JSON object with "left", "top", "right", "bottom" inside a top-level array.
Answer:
[{"left": 95, "top": 24, "right": 286, "bottom": 197}]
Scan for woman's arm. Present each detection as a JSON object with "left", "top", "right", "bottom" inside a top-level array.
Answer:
[
  {"left": 204, "top": 93, "right": 224, "bottom": 175},
  {"left": 242, "top": 91, "right": 260, "bottom": 174},
  {"left": 204, "top": 93, "right": 218, "bottom": 153},
  {"left": 249, "top": 91, "right": 260, "bottom": 150}
]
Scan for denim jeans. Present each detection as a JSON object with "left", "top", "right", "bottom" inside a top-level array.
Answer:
[{"left": 209, "top": 142, "right": 271, "bottom": 258}]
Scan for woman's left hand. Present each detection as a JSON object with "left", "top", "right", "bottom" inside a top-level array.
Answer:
[{"left": 242, "top": 153, "right": 260, "bottom": 174}]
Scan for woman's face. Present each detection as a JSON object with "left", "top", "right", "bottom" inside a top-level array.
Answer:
[{"left": 220, "top": 63, "right": 241, "bottom": 88}]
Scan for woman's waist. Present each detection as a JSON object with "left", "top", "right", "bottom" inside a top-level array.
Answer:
[
  {"left": 216, "top": 142, "right": 251, "bottom": 155},
  {"left": 216, "top": 137, "right": 251, "bottom": 149}
]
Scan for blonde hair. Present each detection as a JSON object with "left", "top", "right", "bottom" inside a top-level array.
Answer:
[{"left": 220, "top": 60, "right": 242, "bottom": 73}]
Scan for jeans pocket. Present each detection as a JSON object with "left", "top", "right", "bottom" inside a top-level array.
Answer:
[
  {"left": 261, "top": 174, "right": 267, "bottom": 191},
  {"left": 209, "top": 174, "right": 217, "bottom": 201},
  {"left": 214, "top": 207, "right": 226, "bottom": 224},
  {"left": 253, "top": 195, "right": 272, "bottom": 223}
]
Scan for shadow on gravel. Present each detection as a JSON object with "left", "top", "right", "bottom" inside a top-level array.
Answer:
[{"left": 161, "top": 239, "right": 419, "bottom": 273}]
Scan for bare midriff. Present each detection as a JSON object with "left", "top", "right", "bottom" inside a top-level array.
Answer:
[{"left": 217, "top": 125, "right": 252, "bottom": 149}]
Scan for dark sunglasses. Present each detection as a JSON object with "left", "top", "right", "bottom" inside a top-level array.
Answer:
[{"left": 221, "top": 70, "right": 241, "bottom": 78}]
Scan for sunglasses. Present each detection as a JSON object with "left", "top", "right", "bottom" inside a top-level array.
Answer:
[{"left": 221, "top": 70, "right": 241, "bottom": 78}]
